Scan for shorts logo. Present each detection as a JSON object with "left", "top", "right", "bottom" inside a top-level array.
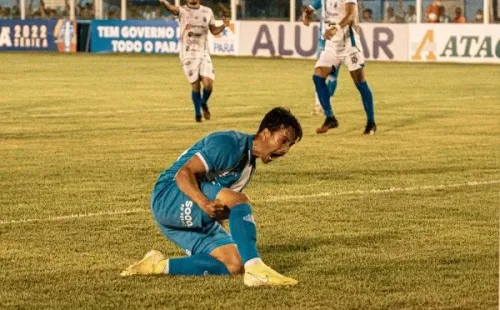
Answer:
[
  {"left": 185, "top": 60, "right": 191, "bottom": 66},
  {"left": 351, "top": 55, "right": 358, "bottom": 64},
  {"left": 180, "top": 200, "right": 194, "bottom": 227},
  {"left": 188, "top": 70, "right": 193, "bottom": 76}
]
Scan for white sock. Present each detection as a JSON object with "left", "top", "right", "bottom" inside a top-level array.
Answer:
[
  {"left": 162, "top": 259, "right": 169, "bottom": 274},
  {"left": 244, "top": 257, "right": 263, "bottom": 269}
]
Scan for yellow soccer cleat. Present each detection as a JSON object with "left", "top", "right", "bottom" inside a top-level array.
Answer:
[
  {"left": 120, "top": 250, "right": 167, "bottom": 276},
  {"left": 243, "top": 262, "right": 298, "bottom": 287}
]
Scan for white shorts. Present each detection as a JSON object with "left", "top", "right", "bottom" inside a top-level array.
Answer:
[
  {"left": 181, "top": 56, "right": 215, "bottom": 84},
  {"left": 315, "top": 47, "right": 365, "bottom": 72}
]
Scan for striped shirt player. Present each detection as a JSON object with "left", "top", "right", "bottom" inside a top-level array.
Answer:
[
  {"left": 304, "top": 0, "right": 377, "bottom": 135},
  {"left": 302, "top": 0, "right": 341, "bottom": 116},
  {"left": 159, "top": 0, "right": 229, "bottom": 122},
  {"left": 121, "top": 107, "right": 303, "bottom": 287}
]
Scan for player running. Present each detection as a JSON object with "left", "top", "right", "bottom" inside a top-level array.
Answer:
[
  {"left": 159, "top": 0, "right": 229, "bottom": 122},
  {"left": 121, "top": 107, "right": 302, "bottom": 287},
  {"left": 302, "top": 1, "right": 340, "bottom": 117},
  {"left": 303, "top": 0, "right": 377, "bottom": 135}
]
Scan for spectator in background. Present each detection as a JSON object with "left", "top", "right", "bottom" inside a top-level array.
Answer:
[
  {"left": 407, "top": 5, "right": 417, "bottom": 22},
  {"left": 474, "top": 9, "right": 484, "bottom": 22},
  {"left": 362, "top": 8, "right": 373, "bottom": 22},
  {"left": 452, "top": 7, "right": 466, "bottom": 23},
  {"left": 425, "top": 0, "right": 441, "bottom": 22},
  {"left": 438, "top": 5, "right": 450, "bottom": 23},
  {"left": 383, "top": 6, "right": 397, "bottom": 23},
  {"left": 143, "top": 5, "right": 154, "bottom": 19}
]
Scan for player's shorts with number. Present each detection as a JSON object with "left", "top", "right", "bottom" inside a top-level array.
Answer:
[
  {"left": 316, "top": 45, "right": 365, "bottom": 72},
  {"left": 181, "top": 55, "right": 215, "bottom": 84}
]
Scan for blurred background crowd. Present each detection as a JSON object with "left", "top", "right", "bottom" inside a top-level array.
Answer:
[{"left": 0, "top": 0, "right": 497, "bottom": 23}]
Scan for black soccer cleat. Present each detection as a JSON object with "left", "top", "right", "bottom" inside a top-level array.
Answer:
[
  {"left": 316, "top": 116, "right": 339, "bottom": 134},
  {"left": 195, "top": 115, "right": 202, "bottom": 123},
  {"left": 201, "top": 103, "right": 211, "bottom": 120},
  {"left": 363, "top": 122, "right": 377, "bottom": 135}
]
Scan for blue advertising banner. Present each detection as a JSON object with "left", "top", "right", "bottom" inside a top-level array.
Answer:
[
  {"left": 0, "top": 19, "right": 76, "bottom": 52},
  {"left": 90, "top": 20, "right": 179, "bottom": 54}
]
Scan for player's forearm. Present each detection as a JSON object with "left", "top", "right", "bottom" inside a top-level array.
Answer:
[
  {"left": 159, "top": 0, "right": 179, "bottom": 15},
  {"left": 175, "top": 168, "right": 210, "bottom": 207},
  {"left": 210, "top": 24, "right": 226, "bottom": 36},
  {"left": 338, "top": 3, "right": 356, "bottom": 28}
]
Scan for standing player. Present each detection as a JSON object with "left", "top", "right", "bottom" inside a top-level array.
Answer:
[
  {"left": 121, "top": 107, "right": 302, "bottom": 287},
  {"left": 302, "top": 3, "right": 340, "bottom": 116},
  {"left": 303, "top": 0, "right": 377, "bottom": 135},
  {"left": 159, "top": 0, "right": 229, "bottom": 122}
]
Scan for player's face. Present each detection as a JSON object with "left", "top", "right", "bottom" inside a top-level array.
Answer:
[
  {"left": 187, "top": 0, "right": 200, "bottom": 7},
  {"left": 259, "top": 127, "right": 297, "bottom": 164}
]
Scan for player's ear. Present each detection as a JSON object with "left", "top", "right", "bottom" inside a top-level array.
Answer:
[{"left": 261, "top": 128, "right": 272, "bottom": 140}]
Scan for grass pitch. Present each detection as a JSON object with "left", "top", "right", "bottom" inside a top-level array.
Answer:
[{"left": 0, "top": 53, "right": 499, "bottom": 309}]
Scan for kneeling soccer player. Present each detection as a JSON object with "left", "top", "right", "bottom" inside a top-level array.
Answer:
[{"left": 121, "top": 107, "right": 302, "bottom": 287}]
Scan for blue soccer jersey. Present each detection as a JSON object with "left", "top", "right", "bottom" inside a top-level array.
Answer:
[
  {"left": 151, "top": 131, "right": 256, "bottom": 255},
  {"left": 154, "top": 130, "right": 256, "bottom": 194}
]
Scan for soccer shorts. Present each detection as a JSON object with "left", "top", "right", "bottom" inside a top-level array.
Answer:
[
  {"left": 315, "top": 47, "right": 365, "bottom": 72},
  {"left": 181, "top": 55, "right": 215, "bottom": 84},
  {"left": 151, "top": 180, "right": 233, "bottom": 256}
]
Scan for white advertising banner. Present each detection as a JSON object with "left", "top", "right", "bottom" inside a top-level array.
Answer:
[
  {"left": 208, "top": 21, "right": 239, "bottom": 56},
  {"left": 238, "top": 21, "right": 409, "bottom": 61},
  {"left": 409, "top": 24, "right": 500, "bottom": 64}
]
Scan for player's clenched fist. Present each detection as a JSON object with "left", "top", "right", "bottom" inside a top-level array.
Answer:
[{"left": 201, "top": 199, "right": 225, "bottom": 218}]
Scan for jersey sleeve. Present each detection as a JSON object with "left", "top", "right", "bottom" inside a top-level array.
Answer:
[
  {"left": 345, "top": 0, "right": 357, "bottom": 4},
  {"left": 197, "top": 134, "right": 240, "bottom": 173},
  {"left": 310, "top": 0, "right": 322, "bottom": 10},
  {"left": 208, "top": 9, "right": 216, "bottom": 26},
  {"left": 177, "top": 5, "right": 185, "bottom": 18}
]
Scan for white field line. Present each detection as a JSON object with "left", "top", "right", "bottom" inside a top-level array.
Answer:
[{"left": 1, "top": 180, "right": 498, "bottom": 225}]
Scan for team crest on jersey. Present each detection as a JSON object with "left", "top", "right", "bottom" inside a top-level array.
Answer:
[
  {"left": 185, "top": 24, "right": 191, "bottom": 30},
  {"left": 203, "top": 17, "right": 207, "bottom": 22}
]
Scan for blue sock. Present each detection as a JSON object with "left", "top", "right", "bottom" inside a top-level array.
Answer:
[
  {"left": 355, "top": 81, "right": 375, "bottom": 124},
  {"left": 201, "top": 88, "right": 212, "bottom": 106},
  {"left": 169, "top": 254, "right": 230, "bottom": 276},
  {"left": 327, "top": 71, "right": 339, "bottom": 98},
  {"left": 229, "top": 203, "right": 260, "bottom": 264},
  {"left": 191, "top": 91, "right": 202, "bottom": 116},
  {"left": 313, "top": 75, "right": 334, "bottom": 118}
]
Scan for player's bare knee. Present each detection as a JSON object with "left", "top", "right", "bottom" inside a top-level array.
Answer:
[
  {"left": 216, "top": 189, "right": 250, "bottom": 208},
  {"left": 191, "top": 81, "right": 201, "bottom": 92},
  {"left": 202, "top": 79, "right": 213, "bottom": 89},
  {"left": 350, "top": 68, "right": 365, "bottom": 83}
]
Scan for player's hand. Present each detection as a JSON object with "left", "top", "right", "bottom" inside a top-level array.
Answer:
[
  {"left": 302, "top": 14, "right": 310, "bottom": 26},
  {"left": 324, "top": 26, "right": 338, "bottom": 40},
  {"left": 301, "top": 6, "right": 312, "bottom": 26},
  {"left": 201, "top": 199, "right": 225, "bottom": 218},
  {"left": 222, "top": 15, "right": 230, "bottom": 27}
]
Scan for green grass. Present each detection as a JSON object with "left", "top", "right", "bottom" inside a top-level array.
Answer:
[{"left": 0, "top": 53, "right": 499, "bottom": 310}]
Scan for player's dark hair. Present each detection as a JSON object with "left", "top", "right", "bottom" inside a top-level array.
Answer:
[{"left": 257, "top": 107, "right": 303, "bottom": 142}]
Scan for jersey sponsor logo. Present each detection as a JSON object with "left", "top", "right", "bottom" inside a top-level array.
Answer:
[{"left": 180, "top": 200, "right": 194, "bottom": 227}]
